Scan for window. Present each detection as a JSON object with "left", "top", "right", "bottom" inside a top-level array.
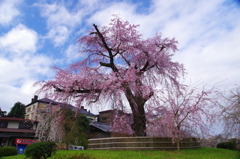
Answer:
[
  {"left": 19, "top": 122, "right": 33, "bottom": 129},
  {"left": 0, "top": 121, "right": 8, "bottom": 128},
  {"left": 101, "top": 117, "right": 107, "bottom": 121},
  {"left": 31, "top": 113, "right": 34, "bottom": 120}
]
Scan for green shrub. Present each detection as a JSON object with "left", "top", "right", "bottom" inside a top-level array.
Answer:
[
  {"left": 0, "top": 147, "right": 2, "bottom": 157},
  {"left": 228, "top": 138, "right": 240, "bottom": 151},
  {"left": 217, "top": 141, "right": 236, "bottom": 150},
  {"left": 217, "top": 138, "right": 240, "bottom": 151},
  {"left": 228, "top": 138, "right": 237, "bottom": 143},
  {"left": 24, "top": 141, "right": 56, "bottom": 159},
  {"left": 0, "top": 146, "right": 18, "bottom": 157},
  {"left": 236, "top": 144, "right": 240, "bottom": 151}
]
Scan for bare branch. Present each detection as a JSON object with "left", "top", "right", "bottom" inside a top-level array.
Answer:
[{"left": 93, "top": 24, "right": 118, "bottom": 72}]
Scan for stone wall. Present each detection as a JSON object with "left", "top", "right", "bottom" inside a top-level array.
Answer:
[{"left": 88, "top": 137, "right": 201, "bottom": 150}]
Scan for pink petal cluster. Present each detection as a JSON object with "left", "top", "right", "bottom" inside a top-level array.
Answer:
[{"left": 36, "top": 16, "right": 184, "bottom": 136}]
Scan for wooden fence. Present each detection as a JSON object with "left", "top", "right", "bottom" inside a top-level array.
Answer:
[{"left": 88, "top": 137, "right": 201, "bottom": 150}]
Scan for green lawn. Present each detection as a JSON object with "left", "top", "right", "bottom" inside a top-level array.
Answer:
[{"left": 1, "top": 147, "right": 240, "bottom": 159}]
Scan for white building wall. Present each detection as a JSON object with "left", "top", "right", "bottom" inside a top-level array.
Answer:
[{"left": 7, "top": 121, "right": 19, "bottom": 128}]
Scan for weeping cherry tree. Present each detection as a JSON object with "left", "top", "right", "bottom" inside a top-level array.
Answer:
[{"left": 37, "top": 16, "right": 184, "bottom": 136}]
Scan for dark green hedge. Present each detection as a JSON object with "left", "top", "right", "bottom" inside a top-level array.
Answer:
[
  {"left": 24, "top": 141, "right": 56, "bottom": 159},
  {"left": 217, "top": 142, "right": 236, "bottom": 150},
  {"left": 0, "top": 146, "right": 18, "bottom": 157},
  {"left": 217, "top": 138, "right": 239, "bottom": 151}
]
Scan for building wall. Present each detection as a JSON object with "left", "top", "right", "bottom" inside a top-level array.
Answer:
[
  {"left": 7, "top": 121, "right": 19, "bottom": 128},
  {"left": 0, "top": 120, "right": 37, "bottom": 129},
  {"left": 89, "top": 130, "right": 111, "bottom": 138},
  {"left": 25, "top": 97, "right": 97, "bottom": 123},
  {"left": 0, "top": 118, "right": 38, "bottom": 147},
  {"left": 99, "top": 111, "right": 112, "bottom": 124},
  {"left": 25, "top": 102, "right": 48, "bottom": 121},
  {"left": 25, "top": 103, "right": 36, "bottom": 120},
  {"left": 87, "top": 116, "right": 97, "bottom": 122}
]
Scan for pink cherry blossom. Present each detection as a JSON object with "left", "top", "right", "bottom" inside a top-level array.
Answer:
[{"left": 36, "top": 16, "right": 184, "bottom": 136}]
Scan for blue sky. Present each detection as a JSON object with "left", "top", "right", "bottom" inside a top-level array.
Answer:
[{"left": 0, "top": 0, "right": 240, "bottom": 113}]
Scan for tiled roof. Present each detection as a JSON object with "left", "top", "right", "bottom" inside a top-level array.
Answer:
[
  {"left": 38, "top": 98, "right": 59, "bottom": 105},
  {"left": 26, "top": 98, "right": 59, "bottom": 107},
  {"left": 26, "top": 97, "right": 96, "bottom": 117},
  {"left": 99, "top": 109, "right": 113, "bottom": 114},
  {"left": 66, "top": 105, "right": 96, "bottom": 117},
  {"left": 79, "top": 109, "right": 96, "bottom": 117},
  {"left": 0, "top": 128, "right": 35, "bottom": 133},
  {"left": 0, "top": 133, "right": 35, "bottom": 138},
  {"left": 90, "top": 122, "right": 110, "bottom": 132},
  {"left": 0, "top": 117, "right": 37, "bottom": 122},
  {"left": 0, "top": 134, "right": 10, "bottom": 137}
]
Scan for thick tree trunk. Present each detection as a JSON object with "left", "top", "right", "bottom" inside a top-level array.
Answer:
[
  {"left": 131, "top": 103, "right": 147, "bottom": 136},
  {"left": 122, "top": 75, "right": 155, "bottom": 136},
  {"left": 124, "top": 86, "right": 148, "bottom": 136},
  {"left": 176, "top": 138, "right": 180, "bottom": 151}
]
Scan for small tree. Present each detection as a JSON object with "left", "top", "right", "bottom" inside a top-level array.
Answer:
[
  {"left": 59, "top": 107, "right": 75, "bottom": 149},
  {"left": 220, "top": 87, "right": 240, "bottom": 138},
  {"left": 8, "top": 102, "right": 25, "bottom": 118},
  {"left": 67, "top": 114, "right": 89, "bottom": 148},
  {"left": 36, "top": 106, "right": 90, "bottom": 149},
  {"left": 146, "top": 83, "right": 218, "bottom": 150},
  {"left": 36, "top": 16, "right": 184, "bottom": 136},
  {"left": 60, "top": 108, "right": 90, "bottom": 149},
  {"left": 35, "top": 106, "right": 64, "bottom": 143}
]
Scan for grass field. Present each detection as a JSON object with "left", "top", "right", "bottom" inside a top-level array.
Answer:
[{"left": 1, "top": 147, "right": 240, "bottom": 159}]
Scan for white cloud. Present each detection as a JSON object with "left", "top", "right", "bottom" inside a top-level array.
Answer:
[
  {"left": 28, "top": 54, "right": 53, "bottom": 76},
  {"left": 88, "top": 2, "right": 138, "bottom": 27},
  {"left": 47, "top": 25, "right": 70, "bottom": 46},
  {"left": 0, "top": 0, "right": 22, "bottom": 25},
  {"left": 0, "top": 24, "right": 38, "bottom": 55},
  {"left": 88, "top": 0, "right": 240, "bottom": 89},
  {"left": 0, "top": 54, "right": 53, "bottom": 112},
  {"left": 177, "top": 23, "right": 240, "bottom": 87},
  {"left": 65, "top": 44, "right": 82, "bottom": 63},
  {"left": 42, "top": 4, "right": 82, "bottom": 28},
  {"left": 1, "top": 0, "right": 240, "bottom": 114},
  {"left": 0, "top": 80, "right": 37, "bottom": 114},
  {"left": 0, "top": 58, "right": 27, "bottom": 85},
  {"left": 38, "top": 3, "right": 83, "bottom": 46},
  {"left": 80, "top": 0, "right": 99, "bottom": 7},
  {"left": 0, "top": 24, "right": 53, "bottom": 113},
  {"left": 0, "top": 54, "right": 52, "bottom": 85}
]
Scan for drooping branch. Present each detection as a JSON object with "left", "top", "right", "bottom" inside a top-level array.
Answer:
[
  {"left": 140, "top": 61, "right": 149, "bottom": 72},
  {"left": 37, "top": 17, "right": 184, "bottom": 137},
  {"left": 99, "top": 62, "right": 112, "bottom": 68},
  {"left": 140, "top": 52, "right": 156, "bottom": 73},
  {"left": 93, "top": 24, "right": 118, "bottom": 72},
  {"left": 157, "top": 45, "right": 166, "bottom": 52},
  {"left": 140, "top": 44, "right": 167, "bottom": 73},
  {"left": 52, "top": 84, "right": 101, "bottom": 94},
  {"left": 119, "top": 52, "right": 130, "bottom": 67}
]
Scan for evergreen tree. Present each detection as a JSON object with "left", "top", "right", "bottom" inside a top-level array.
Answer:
[
  {"left": 8, "top": 102, "right": 25, "bottom": 118},
  {"left": 0, "top": 107, "right": 7, "bottom": 117},
  {"left": 60, "top": 108, "right": 90, "bottom": 149}
]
